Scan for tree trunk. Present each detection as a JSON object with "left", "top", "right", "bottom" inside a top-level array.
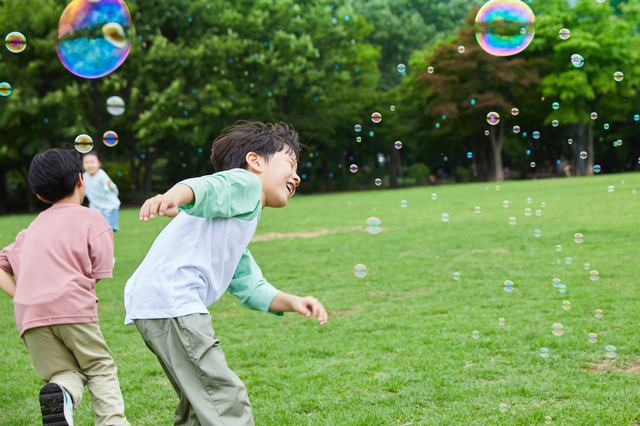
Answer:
[
  {"left": 489, "top": 120, "right": 504, "bottom": 181},
  {"left": 585, "top": 120, "right": 594, "bottom": 175},
  {"left": 129, "top": 148, "right": 141, "bottom": 205},
  {"left": 574, "top": 124, "right": 586, "bottom": 176},
  {"left": 389, "top": 146, "right": 401, "bottom": 188},
  {"left": 142, "top": 156, "right": 154, "bottom": 200}
]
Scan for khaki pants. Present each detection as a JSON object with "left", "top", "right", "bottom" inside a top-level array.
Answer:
[
  {"left": 22, "top": 322, "right": 130, "bottom": 426},
  {"left": 135, "top": 313, "right": 254, "bottom": 426}
]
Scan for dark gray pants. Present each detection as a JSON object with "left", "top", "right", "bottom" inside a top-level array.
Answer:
[{"left": 135, "top": 314, "right": 254, "bottom": 426}]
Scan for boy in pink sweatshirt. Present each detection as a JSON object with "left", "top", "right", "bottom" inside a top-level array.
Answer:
[{"left": 0, "top": 148, "right": 129, "bottom": 426}]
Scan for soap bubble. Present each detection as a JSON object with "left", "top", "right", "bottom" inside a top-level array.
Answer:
[
  {"left": 571, "top": 54, "right": 584, "bottom": 67},
  {"left": 541, "top": 202, "right": 545, "bottom": 207},
  {"left": 535, "top": 209, "right": 542, "bottom": 216},
  {"left": 106, "top": 96, "right": 125, "bottom": 116},
  {"left": 57, "top": 0, "right": 133, "bottom": 78},
  {"left": 503, "top": 200, "right": 509, "bottom": 208},
  {"left": 524, "top": 208, "right": 531, "bottom": 216},
  {"left": 470, "top": 98, "right": 476, "bottom": 105},
  {"left": 401, "top": 200, "right": 408, "bottom": 208},
  {"left": 558, "top": 284, "right": 566, "bottom": 293},
  {"left": 472, "top": 330, "right": 479, "bottom": 339},
  {"left": 5, "top": 31, "right": 27, "bottom": 53},
  {"left": 458, "top": 45, "right": 465, "bottom": 53},
  {"left": 441, "top": 213, "right": 450, "bottom": 222},
  {"left": 559, "top": 28, "right": 570, "bottom": 40},
  {"left": 533, "top": 131, "right": 540, "bottom": 139},
  {"left": 499, "top": 403, "right": 507, "bottom": 412},
  {"left": 74, "top": 134, "right": 94, "bottom": 153},
  {"left": 545, "top": 416, "right": 552, "bottom": 424},
  {"left": 453, "top": 272, "right": 461, "bottom": 280},
  {"left": 509, "top": 217, "right": 516, "bottom": 225},
  {"left": 540, "top": 347, "right": 549, "bottom": 358},
  {"left": 350, "top": 164, "right": 358, "bottom": 173},
  {"left": 431, "top": 193, "right": 437, "bottom": 200},
  {"left": 604, "top": 123, "right": 610, "bottom": 130},
  {"left": 394, "top": 141, "right": 402, "bottom": 149},
  {"left": 562, "top": 301, "right": 571, "bottom": 310},
  {"left": 605, "top": 345, "right": 617, "bottom": 359},
  {"left": 356, "top": 137, "right": 362, "bottom": 143},
  {"left": 552, "top": 323, "right": 563, "bottom": 336},
  {"left": 397, "top": 63, "right": 406, "bottom": 73},
  {"left": 371, "top": 112, "right": 382, "bottom": 123},
  {"left": 526, "top": 197, "right": 532, "bottom": 204},
  {"left": 589, "top": 333, "right": 597, "bottom": 343},
  {"left": 607, "top": 185, "right": 614, "bottom": 193},
  {"left": 354, "top": 124, "right": 362, "bottom": 132},
  {"left": 580, "top": 151, "right": 587, "bottom": 159},
  {"left": 574, "top": 233, "right": 583, "bottom": 243},
  {"left": 552, "top": 102, "right": 559, "bottom": 110},
  {"left": 498, "top": 317, "right": 505, "bottom": 325},
  {"left": 590, "top": 112, "right": 598, "bottom": 120},
  {"left": 485, "top": 130, "right": 490, "bottom": 136},
  {"left": 530, "top": 162, "right": 536, "bottom": 168},
  {"left": 496, "top": 185, "right": 500, "bottom": 190},
  {"left": 584, "top": 263, "right": 590, "bottom": 270},
  {"left": 103, "top": 130, "right": 118, "bottom": 147},
  {"left": 552, "top": 278, "right": 560, "bottom": 288},
  {"left": 503, "top": 280, "right": 514, "bottom": 292},
  {"left": 390, "top": 105, "right": 395, "bottom": 111},
  {"left": 595, "top": 309, "right": 603, "bottom": 318},
  {"left": 374, "top": 178, "right": 382, "bottom": 186},
  {"left": 354, "top": 264, "right": 367, "bottom": 278},
  {"left": 613, "top": 71, "right": 624, "bottom": 82},
  {"left": 593, "top": 165, "right": 601, "bottom": 173},
  {"left": 474, "top": 206, "right": 481, "bottom": 214},
  {"left": 552, "top": 120, "right": 559, "bottom": 127},
  {"left": 474, "top": 0, "right": 536, "bottom": 56},
  {"left": 534, "top": 229, "right": 541, "bottom": 237},
  {"left": 0, "top": 82, "right": 12, "bottom": 97},
  {"left": 428, "top": 66, "right": 434, "bottom": 73},
  {"left": 487, "top": 112, "right": 500, "bottom": 125},
  {"left": 567, "top": 138, "right": 573, "bottom": 145},
  {"left": 511, "top": 108, "right": 519, "bottom": 116},
  {"left": 589, "top": 270, "right": 599, "bottom": 281},
  {"left": 513, "top": 125, "right": 521, "bottom": 133},
  {"left": 366, "top": 217, "right": 381, "bottom": 234},
  {"left": 467, "top": 152, "right": 473, "bottom": 159},
  {"left": 555, "top": 245, "right": 562, "bottom": 252}
]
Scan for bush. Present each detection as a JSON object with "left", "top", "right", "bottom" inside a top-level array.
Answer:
[
  {"left": 407, "top": 163, "right": 431, "bottom": 185},
  {"left": 456, "top": 167, "right": 471, "bottom": 183}
]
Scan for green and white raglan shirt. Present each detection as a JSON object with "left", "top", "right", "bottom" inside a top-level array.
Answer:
[{"left": 124, "top": 168, "right": 283, "bottom": 325}]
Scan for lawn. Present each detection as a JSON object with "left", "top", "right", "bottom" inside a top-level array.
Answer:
[{"left": 1, "top": 174, "right": 639, "bottom": 425}]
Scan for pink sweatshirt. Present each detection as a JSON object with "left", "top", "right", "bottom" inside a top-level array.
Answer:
[{"left": 0, "top": 203, "right": 114, "bottom": 336}]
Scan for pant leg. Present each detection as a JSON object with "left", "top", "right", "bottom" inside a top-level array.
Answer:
[
  {"left": 22, "top": 326, "right": 87, "bottom": 408},
  {"left": 56, "top": 323, "right": 130, "bottom": 426},
  {"left": 135, "top": 314, "right": 254, "bottom": 426}
]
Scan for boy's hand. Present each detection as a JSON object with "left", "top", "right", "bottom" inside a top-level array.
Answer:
[
  {"left": 140, "top": 194, "right": 180, "bottom": 221},
  {"left": 291, "top": 296, "right": 328, "bottom": 326}
]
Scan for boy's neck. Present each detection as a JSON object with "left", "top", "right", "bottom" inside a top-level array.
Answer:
[{"left": 52, "top": 190, "right": 84, "bottom": 205}]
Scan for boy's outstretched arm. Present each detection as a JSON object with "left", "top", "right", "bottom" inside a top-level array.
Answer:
[
  {"left": 269, "top": 293, "right": 328, "bottom": 326},
  {"left": 139, "top": 183, "right": 194, "bottom": 221},
  {"left": 0, "top": 269, "right": 16, "bottom": 298}
]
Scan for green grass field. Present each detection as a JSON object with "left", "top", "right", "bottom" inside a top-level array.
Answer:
[{"left": 1, "top": 174, "right": 640, "bottom": 425}]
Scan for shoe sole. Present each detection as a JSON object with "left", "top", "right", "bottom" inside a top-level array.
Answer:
[{"left": 39, "top": 383, "right": 70, "bottom": 426}]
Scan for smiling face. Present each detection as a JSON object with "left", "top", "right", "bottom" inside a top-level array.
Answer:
[
  {"left": 247, "top": 149, "right": 300, "bottom": 208},
  {"left": 82, "top": 154, "right": 101, "bottom": 176}
]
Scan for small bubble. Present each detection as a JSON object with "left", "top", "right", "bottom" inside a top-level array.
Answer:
[
  {"left": 552, "top": 278, "right": 561, "bottom": 288},
  {"left": 441, "top": 213, "right": 450, "bottom": 222},
  {"left": 590, "top": 112, "right": 598, "bottom": 120},
  {"left": 562, "top": 300, "right": 571, "bottom": 310},
  {"left": 400, "top": 200, "right": 408, "bottom": 208},
  {"left": 607, "top": 185, "right": 614, "bottom": 193},
  {"left": 511, "top": 108, "right": 519, "bottom": 116},
  {"left": 374, "top": 178, "right": 382, "bottom": 186},
  {"left": 565, "top": 257, "right": 572, "bottom": 265},
  {"left": 552, "top": 102, "right": 560, "bottom": 110},
  {"left": 350, "top": 164, "right": 358, "bottom": 173},
  {"left": 540, "top": 347, "right": 550, "bottom": 358},
  {"left": 366, "top": 217, "right": 381, "bottom": 234},
  {"left": 499, "top": 403, "right": 507, "bottom": 413},
  {"left": 353, "top": 264, "right": 367, "bottom": 278},
  {"left": 524, "top": 208, "right": 532, "bottom": 216},
  {"left": 503, "top": 200, "right": 509, "bottom": 208},
  {"left": 354, "top": 124, "right": 362, "bottom": 132},
  {"left": 371, "top": 112, "right": 382, "bottom": 123},
  {"left": 458, "top": 45, "right": 465, "bottom": 53},
  {"left": 472, "top": 330, "right": 479, "bottom": 339},
  {"left": 427, "top": 66, "right": 434, "bottom": 74},
  {"left": 545, "top": 416, "right": 552, "bottom": 424},
  {"left": 535, "top": 209, "right": 542, "bottom": 216},
  {"left": 555, "top": 245, "right": 562, "bottom": 252},
  {"left": 498, "top": 317, "right": 505, "bottom": 325},
  {"left": 534, "top": 229, "right": 541, "bottom": 237},
  {"left": 613, "top": 71, "right": 624, "bottom": 82},
  {"left": 552, "top": 323, "right": 563, "bottom": 336},
  {"left": 509, "top": 217, "right": 516, "bottom": 225},
  {"left": 558, "top": 284, "right": 567, "bottom": 294},
  {"left": 589, "top": 270, "right": 599, "bottom": 281},
  {"left": 605, "top": 345, "right": 617, "bottom": 359},
  {"left": 487, "top": 112, "right": 500, "bottom": 125},
  {"left": 431, "top": 193, "right": 437, "bottom": 200},
  {"left": 474, "top": 206, "right": 481, "bottom": 214},
  {"left": 533, "top": 131, "right": 540, "bottom": 139},
  {"left": 503, "top": 280, "right": 514, "bottom": 292},
  {"left": 397, "top": 63, "right": 406, "bottom": 73},
  {"left": 595, "top": 309, "right": 603, "bottom": 318},
  {"left": 453, "top": 272, "right": 461, "bottom": 280},
  {"left": 394, "top": 141, "right": 402, "bottom": 149},
  {"left": 589, "top": 333, "right": 597, "bottom": 343},
  {"left": 74, "top": 134, "right": 94, "bottom": 153}
]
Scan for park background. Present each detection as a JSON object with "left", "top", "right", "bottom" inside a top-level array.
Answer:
[{"left": 1, "top": 0, "right": 640, "bottom": 214}]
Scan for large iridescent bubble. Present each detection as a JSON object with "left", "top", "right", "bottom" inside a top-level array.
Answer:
[
  {"left": 57, "top": 0, "right": 133, "bottom": 79},
  {"left": 475, "top": 0, "right": 536, "bottom": 57}
]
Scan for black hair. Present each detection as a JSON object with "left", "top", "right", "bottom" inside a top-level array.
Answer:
[
  {"left": 210, "top": 120, "right": 301, "bottom": 172},
  {"left": 28, "top": 148, "right": 83, "bottom": 203},
  {"left": 82, "top": 152, "right": 100, "bottom": 162}
]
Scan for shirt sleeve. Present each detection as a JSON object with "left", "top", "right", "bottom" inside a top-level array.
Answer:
[
  {"left": 101, "top": 170, "right": 119, "bottom": 197},
  {"left": 0, "top": 242, "right": 15, "bottom": 276},
  {"left": 179, "top": 169, "right": 262, "bottom": 220},
  {"left": 227, "top": 249, "right": 283, "bottom": 317},
  {"left": 88, "top": 228, "right": 114, "bottom": 280}
]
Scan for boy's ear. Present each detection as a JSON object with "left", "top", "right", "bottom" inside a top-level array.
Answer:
[
  {"left": 245, "top": 152, "right": 262, "bottom": 173},
  {"left": 77, "top": 172, "right": 85, "bottom": 188}
]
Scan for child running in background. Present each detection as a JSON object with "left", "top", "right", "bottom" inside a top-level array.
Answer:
[
  {"left": 0, "top": 148, "right": 130, "bottom": 426},
  {"left": 125, "top": 121, "right": 328, "bottom": 425},
  {"left": 82, "top": 152, "right": 121, "bottom": 231}
]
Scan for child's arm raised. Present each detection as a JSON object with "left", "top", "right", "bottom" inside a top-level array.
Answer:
[{"left": 139, "top": 183, "right": 194, "bottom": 221}]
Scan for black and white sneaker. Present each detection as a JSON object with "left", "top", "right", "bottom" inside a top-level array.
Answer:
[{"left": 39, "top": 383, "right": 74, "bottom": 426}]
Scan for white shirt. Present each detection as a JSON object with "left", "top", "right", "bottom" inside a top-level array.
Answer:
[{"left": 83, "top": 169, "right": 120, "bottom": 213}]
